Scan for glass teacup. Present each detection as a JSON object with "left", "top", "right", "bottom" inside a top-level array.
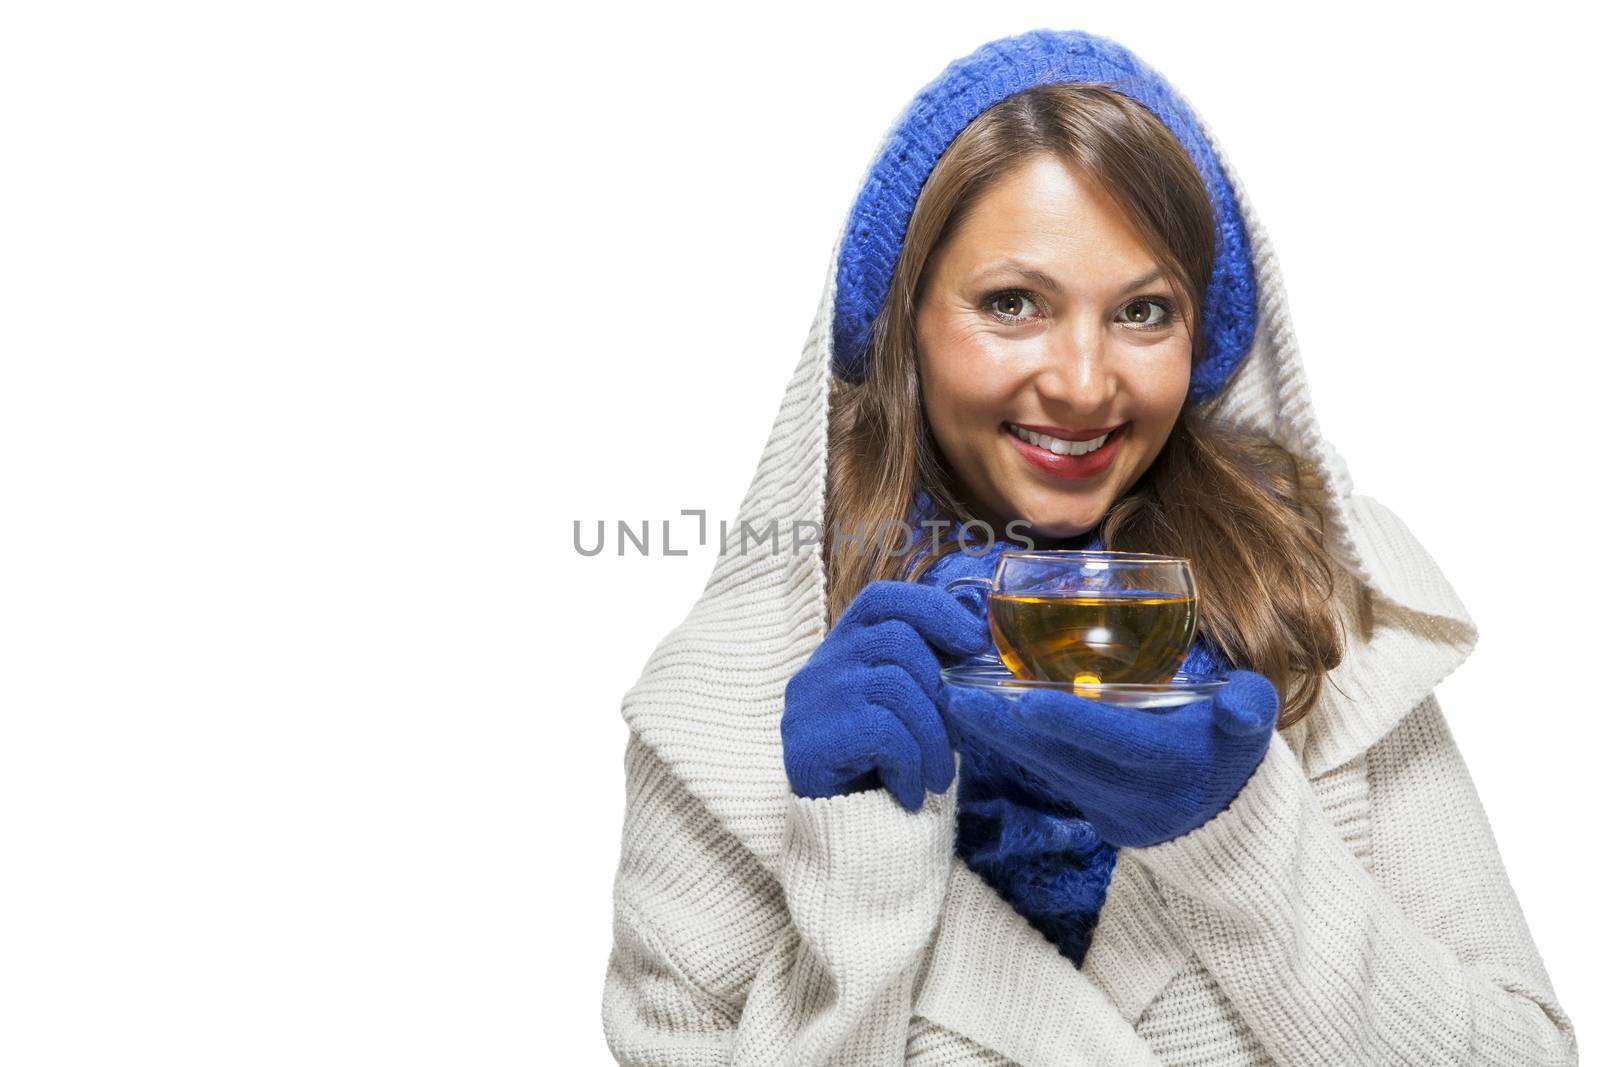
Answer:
[{"left": 946, "top": 550, "right": 1198, "bottom": 687}]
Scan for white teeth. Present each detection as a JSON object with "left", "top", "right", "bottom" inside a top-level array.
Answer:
[{"left": 1007, "top": 423, "right": 1115, "bottom": 456}]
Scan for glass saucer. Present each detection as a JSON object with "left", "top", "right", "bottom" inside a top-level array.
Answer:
[{"left": 942, "top": 657, "right": 1226, "bottom": 710}]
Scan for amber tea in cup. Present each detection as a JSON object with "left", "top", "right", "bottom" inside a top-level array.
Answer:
[{"left": 947, "top": 551, "right": 1198, "bottom": 686}]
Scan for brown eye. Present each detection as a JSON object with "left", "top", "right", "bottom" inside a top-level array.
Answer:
[
  {"left": 986, "top": 290, "right": 1040, "bottom": 323},
  {"left": 1118, "top": 297, "right": 1176, "bottom": 330}
]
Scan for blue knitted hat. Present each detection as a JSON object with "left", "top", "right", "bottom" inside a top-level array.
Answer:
[{"left": 832, "top": 28, "right": 1257, "bottom": 403}]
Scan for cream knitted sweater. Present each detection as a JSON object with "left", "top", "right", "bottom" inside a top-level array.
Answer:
[{"left": 599, "top": 81, "right": 1579, "bottom": 1067}]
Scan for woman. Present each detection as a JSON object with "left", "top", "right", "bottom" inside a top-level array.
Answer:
[{"left": 601, "top": 28, "right": 1578, "bottom": 1066}]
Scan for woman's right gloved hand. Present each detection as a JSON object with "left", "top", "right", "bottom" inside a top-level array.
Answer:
[{"left": 781, "top": 579, "right": 991, "bottom": 812}]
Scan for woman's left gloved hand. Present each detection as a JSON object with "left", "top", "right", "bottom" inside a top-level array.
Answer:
[{"left": 944, "top": 670, "right": 1281, "bottom": 848}]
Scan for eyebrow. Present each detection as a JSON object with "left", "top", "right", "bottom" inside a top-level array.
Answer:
[{"left": 971, "top": 259, "right": 1167, "bottom": 296}]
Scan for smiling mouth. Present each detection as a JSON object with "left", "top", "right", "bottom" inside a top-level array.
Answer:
[{"left": 1003, "top": 421, "right": 1124, "bottom": 456}]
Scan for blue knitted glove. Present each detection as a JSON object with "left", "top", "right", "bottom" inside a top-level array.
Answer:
[
  {"left": 782, "top": 580, "right": 991, "bottom": 812},
  {"left": 944, "top": 671, "right": 1281, "bottom": 847}
]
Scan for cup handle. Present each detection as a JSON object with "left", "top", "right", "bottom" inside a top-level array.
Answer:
[
  {"left": 944, "top": 576, "right": 994, "bottom": 595},
  {"left": 943, "top": 575, "right": 994, "bottom": 618},
  {"left": 942, "top": 576, "right": 1000, "bottom": 666}
]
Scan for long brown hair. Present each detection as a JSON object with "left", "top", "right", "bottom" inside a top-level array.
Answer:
[{"left": 823, "top": 82, "right": 1347, "bottom": 729}]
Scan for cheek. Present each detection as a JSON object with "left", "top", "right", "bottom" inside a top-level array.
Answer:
[
  {"left": 922, "top": 368, "right": 1015, "bottom": 470},
  {"left": 925, "top": 368, "right": 1008, "bottom": 429},
  {"left": 1122, "top": 343, "right": 1192, "bottom": 455},
  {"left": 1131, "top": 375, "right": 1185, "bottom": 421},
  {"left": 1139, "top": 343, "right": 1193, "bottom": 419},
  {"left": 919, "top": 326, "right": 1020, "bottom": 425}
]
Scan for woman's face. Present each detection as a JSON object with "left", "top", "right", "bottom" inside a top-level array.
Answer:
[{"left": 915, "top": 154, "right": 1193, "bottom": 541}]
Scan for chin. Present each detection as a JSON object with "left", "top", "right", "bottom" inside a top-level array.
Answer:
[
  {"left": 1027, "top": 519, "right": 1098, "bottom": 540},
  {"left": 1007, "top": 497, "right": 1106, "bottom": 540}
]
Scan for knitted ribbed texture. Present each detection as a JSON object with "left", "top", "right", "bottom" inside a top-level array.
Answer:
[
  {"left": 1124, "top": 697, "right": 1578, "bottom": 1065},
  {"left": 831, "top": 28, "right": 1256, "bottom": 403},
  {"left": 605, "top": 672, "right": 1580, "bottom": 1064},
  {"left": 602, "top": 25, "right": 1578, "bottom": 1065}
]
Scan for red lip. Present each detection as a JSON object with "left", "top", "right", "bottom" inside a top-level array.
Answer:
[
  {"left": 1005, "top": 422, "right": 1126, "bottom": 480},
  {"left": 1008, "top": 421, "right": 1124, "bottom": 442}
]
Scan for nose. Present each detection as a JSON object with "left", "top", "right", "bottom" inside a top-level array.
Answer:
[{"left": 1032, "top": 319, "right": 1117, "bottom": 412}]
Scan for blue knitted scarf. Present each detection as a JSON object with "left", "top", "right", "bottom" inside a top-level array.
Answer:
[{"left": 902, "top": 488, "right": 1229, "bottom": 966}]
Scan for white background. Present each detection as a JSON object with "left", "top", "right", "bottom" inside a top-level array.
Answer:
[{"left": 3, "top": 2, "right": 1594, "bottom": 1062}]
